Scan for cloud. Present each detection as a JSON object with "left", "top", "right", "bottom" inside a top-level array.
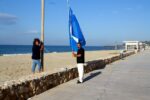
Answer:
[
  {"left": 25, "top": 30, "right": 39, "bottom": 34},
  {"left": 0, "top": 13, "right": 18, "bottom": 25}
]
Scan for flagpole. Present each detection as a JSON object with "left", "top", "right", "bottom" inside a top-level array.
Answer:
[
  {"left": 67, "top": 0, "right": 73, "bottom": 53},
  {"left": 41, "top": 0, "right": 45, "bottom": 71},
  {"left": 67, "top": 0, "right": 70, "bottom": 8},
  {"left": 67, "top": 0, "right": 71, "bottom": 51}
]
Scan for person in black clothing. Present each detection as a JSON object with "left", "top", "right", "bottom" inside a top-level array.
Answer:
[
  {"left": 72, "top": 42, "right": 85, "bottom": 83},
  {"left": 32, "top": 38, "right": 43, "bottom": 73}
]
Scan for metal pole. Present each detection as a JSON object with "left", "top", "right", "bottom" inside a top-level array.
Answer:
[{"left": 41, "top": 0, "right": 45, "bottom": 71}]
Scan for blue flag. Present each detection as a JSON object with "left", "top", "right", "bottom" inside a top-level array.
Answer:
[{"left": 69, "top": 8, "right": 86, "bottom": 52}]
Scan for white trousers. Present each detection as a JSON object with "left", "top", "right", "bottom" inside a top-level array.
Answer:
[{"left": 77, "top": 63, "right": 84, "bottom": 82}]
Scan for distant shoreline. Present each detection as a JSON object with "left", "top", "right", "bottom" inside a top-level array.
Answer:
[
  {"left": 0, "top": 45, "right": 121, "bottom": 55},
  {"left": 0, "top": 49, "right": 122, "bottom": 56}
]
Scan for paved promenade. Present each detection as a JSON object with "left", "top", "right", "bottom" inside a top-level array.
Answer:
[{"left": 30, "top": 50, "right": 150, "bottom": 100}]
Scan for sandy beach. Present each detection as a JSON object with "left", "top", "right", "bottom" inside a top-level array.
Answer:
[{"left": 0, "top": 50, "right": 120, "bottom": 85}]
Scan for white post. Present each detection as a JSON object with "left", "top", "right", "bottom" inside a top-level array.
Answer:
[
  {"left": 41, "top": 0, "right": 45, "bottom": 71},
  {"left": 125, "top": 43, "right": 128, "bottom": 51},
  {"left": 41, "top": 0, "right": 45, "bottom": 42}
]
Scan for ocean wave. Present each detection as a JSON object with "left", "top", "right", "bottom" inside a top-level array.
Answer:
[
  {"left": 2, "top": 53, "right": 32, "bottom": 56},
  {"left": 52, "top": 52, "right": 57, "bottom": 53},
  {"left": 1, "top": 52, "right": 54, "bottom": 56}
]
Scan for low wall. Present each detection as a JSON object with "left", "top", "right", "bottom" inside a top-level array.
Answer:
[{"left": 0, "top": 51, "right": 135, "bottom": 100}]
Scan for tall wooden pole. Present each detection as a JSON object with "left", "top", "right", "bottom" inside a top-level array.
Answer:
[{"left": 41, "top": 0, "right": 45, "bottom": 71}]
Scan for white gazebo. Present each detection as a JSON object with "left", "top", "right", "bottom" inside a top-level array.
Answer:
[{"left": 123, "top": 41, "right": 140, "bottom": 51}]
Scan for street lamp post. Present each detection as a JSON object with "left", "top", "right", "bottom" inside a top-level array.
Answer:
[{"left": 41, "top": 0, "right": 45, "bottom": 71}]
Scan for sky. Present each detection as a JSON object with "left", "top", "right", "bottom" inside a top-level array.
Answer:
[{"left": 0, "top": 0, "right": 150, "bottom": 46}]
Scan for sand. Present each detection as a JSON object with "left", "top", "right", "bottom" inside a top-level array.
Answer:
[{"left": 0, "top": 50, "right": 120, "bottom": 85}]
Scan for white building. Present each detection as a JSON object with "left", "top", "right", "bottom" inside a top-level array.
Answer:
[{"left": 123, "top": 41, "right": 144, "bottom": 51}]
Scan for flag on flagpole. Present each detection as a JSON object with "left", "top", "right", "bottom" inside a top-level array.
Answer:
[{"left": 69, "top": 8, "right": 86, "bottom": 52}]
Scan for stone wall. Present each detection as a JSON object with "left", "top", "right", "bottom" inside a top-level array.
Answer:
[{"left": 0, "top": 51, "right": 135, "bottom": 100}]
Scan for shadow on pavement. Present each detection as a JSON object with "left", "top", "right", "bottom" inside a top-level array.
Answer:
[{"left": 84, "top": 71, "right": 101, "bottom": 82}]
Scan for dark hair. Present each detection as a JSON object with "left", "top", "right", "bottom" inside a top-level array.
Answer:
[
  {"left": 77, "top": 42, "right": 81, "bottom": 45},
  {"left": 33, "top": 38, "right": 40, "bottom": 45}
]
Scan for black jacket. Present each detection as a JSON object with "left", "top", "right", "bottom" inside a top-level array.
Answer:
[
  {"left": 32, "top": 45, "right": 41, "bottom": 60},
  {"left": 77, "top": 48, "right": 85, "bottom": 63}
]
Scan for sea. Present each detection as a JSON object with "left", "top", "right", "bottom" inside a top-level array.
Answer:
[{"left": 0, "top": 45, "right": 120, "bottom": 56}]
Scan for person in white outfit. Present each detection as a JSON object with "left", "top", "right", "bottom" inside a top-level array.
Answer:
[{"left": 72, "top": 43, "right": 85, "bottom": 84}]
